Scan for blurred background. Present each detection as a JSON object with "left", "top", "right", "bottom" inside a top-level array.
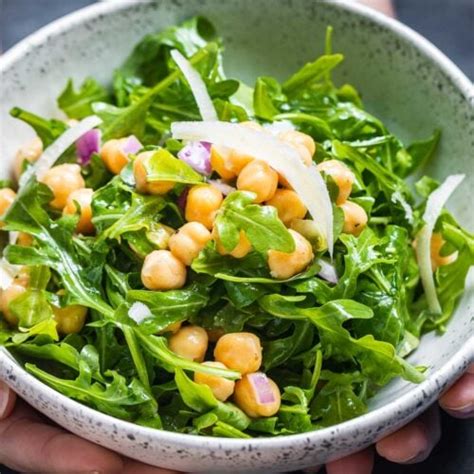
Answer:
[{"left": 0, "top": 1, "right": 473, "bottom": 474}]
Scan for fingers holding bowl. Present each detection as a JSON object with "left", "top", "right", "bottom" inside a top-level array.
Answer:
[
  {"left": 439, "top": 363, "right": 474, "bottom": 419},
  {"left": 376, "top": 404, "right": 441, "bottom": 464},
  {"left": 0, "top": 388, "right": 175, "bottom": 474},
  {"left": 0, "top": 380, "right": 17, "bottom": 420},
  {"left": 325, "top": 447, "right": 375, "bottom": 474}
]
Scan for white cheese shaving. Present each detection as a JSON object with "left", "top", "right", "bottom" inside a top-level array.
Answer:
[
  {"left": 171, "top": 121, "right": 334, "bottom": 255},
  {"left": 416, "top": 174, "right": 465, "bottom": 314},
  {"left": 19, "top": 115, "right": 102, "bottom": 187},
  {"left": 128, "top": 302, "right": 152, "bottom": 324},
  {"left": 263, "top": 120, "right": 295, "bottom": 135},
  {"left": 170, "top": 49, "right": 218, "bottom": 122}
]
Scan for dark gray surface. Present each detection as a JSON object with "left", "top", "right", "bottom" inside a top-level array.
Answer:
[{"left": 0, "top": 1, "right": 473, "bottom": 474}]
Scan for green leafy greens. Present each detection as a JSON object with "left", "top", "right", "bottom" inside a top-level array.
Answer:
[{"left": 1, "top": 17, "right": 472, "bottom": 439}]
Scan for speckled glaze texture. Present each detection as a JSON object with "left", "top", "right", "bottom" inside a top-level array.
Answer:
[{"left": 0, "top": 0, "right": 473, "bottom": 471}]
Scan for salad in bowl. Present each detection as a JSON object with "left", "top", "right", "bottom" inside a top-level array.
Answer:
[{"left": 0, "top": 17, "right": 472, "bottom": 439}]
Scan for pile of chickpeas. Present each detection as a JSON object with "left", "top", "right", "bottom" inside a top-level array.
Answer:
[
  {"left": 135, "top": 121, "right": 368, "bottom": 289},
  {"left": 0, "top": 122, "right": 460, "bottom": 418},
  {"left": 0, "top": 138, "right": 94, "bottom": 335},
  {"left": 168, "top": 325, "right": 280, "bottom": 417}
]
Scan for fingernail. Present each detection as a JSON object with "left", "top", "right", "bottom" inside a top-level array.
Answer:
[
  {"left": 400, "top": 449, "right": 429, "bottom": 464},
  {"left": 0, "top": 380, "right": 9, "bottom": 416},
  {"left": 445, "top": 404, "right": 474, "bottom": 419}
]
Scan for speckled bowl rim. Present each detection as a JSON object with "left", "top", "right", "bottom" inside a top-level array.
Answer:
[{"left": 0, "top": 0, "right": 473, "bottom": 453}]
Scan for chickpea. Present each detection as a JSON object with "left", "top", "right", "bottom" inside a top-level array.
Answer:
[
  {"left": 63, "top": 188, "right": 94, "bottom": 235},
  {"left": 16, "top": 232, "right": 34, "bottom": 247},
  {"left": 194, "top": 361, "right": 235, "bottom": 402},
  {"left": 278, "top": 130, "right": 315, "bottom": 167},
  {"left": 169, "top": 222, "right": 212, "bottom": 266},
  {"left": 430, "top": 233, "right": 458, "bottom": 271},
  {"left": 266, "top": 189, "right": 307, "bottom": 226},
  {"left": 267, "top": 229, "right": 313, "bottom": 279},
  {"left": 133, "top": 151, "right": 174, "bottom": 195},
  {"left": 214, "top": 332, "right": 262, "bottom": 374},
  {"left": 278, "top": 130, "right": 316, "bottom": 156},
  {"left": 214, "top": 229, "right": 252, "bottom": 259},
  {"left": 169, "top": 325, "right": 208, "bottom": 362},
  {"left": 100, "top": 137, "right": 131, "bottom": 175},
  {"left": 234, "top": 372, "right": 281, "bottom": 417},
  {"left": 0, "top": 283, "right": 26, "bottom": 326},
  {"left": 229, "top": 149, "right": 254, "bottom": 175},
  {"left": 340, "top": 201, "right": 368, "bottom": 236},
  {"left": 0, "top": 188, "right": 16, "bottom": 226},
  {"left": 185, "top": 185, "right": 223, "bottom": 230},
  {"left": 141, "top": 250, "right": 187, "bottom": 291},
  {"left": 160, "top": 321, "right": 182, "bottom": 334},
  {"left": 237, "top": 160, "right": 278, "bottom": 203},
  {"left": 53, "top": 304, "right": 88, "bottom": 334},
  {"left": 210, "top": 145, "right": 236, "bottom": 180},
  {"left": 317, "top": 159, "right": 355, "bottom": 205},
  {"left": 14, "top": 136, "right": 43, "bottom": 180},
  {"left": 39, "top": 164, "right": 85, "bottom": 209}
]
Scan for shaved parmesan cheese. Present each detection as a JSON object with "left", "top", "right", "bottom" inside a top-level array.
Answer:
[
  {"left": 19, "top": 115, "right": 102, "bottom": 187},
  {"left": 171, "top": 121, "right": 334, "bottom": 255},
  {"left": 128, "top": 302, "right": 152, "bottom": 324},
  {"left": 416, "top": 174, "right": 465, "bottom": 314},
  {"left": 170, "top": 49, "right": 218, "bottom": 122},
  {"left": 263, "top": 120, "right": 295, "bottom": 135},
  {"left": 317, "top": 258, "right": 338, "bottom": 284}
]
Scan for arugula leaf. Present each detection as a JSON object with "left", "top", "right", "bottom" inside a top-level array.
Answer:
[
  {"left": 26, "top": 360, "right": 155, "bottom": 421},
  {"left": 253, "top": 77, "right": 284, "bottom": 120},
  {"left": 259, "top": 295, "right": 423, "bottom": 384},
  {"left": 175, "top": 368, "right": 218, "bottom": 412},
  {"left": 311, "top": 371, "right": 367, "bottom": 426},
  {"left": 144, "top": 148, "right": 204, "bottom": 184},
  {"left": 215, "top": 191, "right": 295, "bottom": 254},
  {"left": 99, "top": 193, "right": 166, "bottom": 242},
  {"left": 403, "top": 130, "right": 441, "bottom": 177},
  {"left": 9, "top": 107, "right": 67, "bottom": 147},
  {"left": 57, "top": 78, "right": 110, "bottom": 119},
  {"left": 4, "top": 180, "right": 114, "bottom": 317},
  {"left": 127, "top": 285, "right": 209, "bottom": 334},
  {"left": 282, "top": 54, "right": 344, "bottom": 95},
  {"left": 118, "top": 16, "right": 217, "bottom": 87},
  {"left": 263, "top": 321, "right": 314, "bottom": 370},
  {"left": 99, "top": 43, "right": 218, "bottom": 142}
]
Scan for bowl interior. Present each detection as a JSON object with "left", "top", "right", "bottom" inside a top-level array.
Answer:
[{"left": 0, "top": 0, "right": 473, "bottom": 470}]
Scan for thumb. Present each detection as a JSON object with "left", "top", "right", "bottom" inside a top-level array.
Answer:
[{"left": 0, "top": 380, "right": 17, "bottom": 420}]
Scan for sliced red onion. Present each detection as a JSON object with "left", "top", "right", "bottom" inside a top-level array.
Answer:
[
  {"left": 76, "top": 128, "right": 101, "bottom": 165},
  {"left": 317, "top": 258, "right": 338, "bottom": 284},
  {"left": 177, "top": 141, "right": 212, "bottom": 176},
  {"left": 177, "top": 187, "right": 189, "bottom": 213},
  {"left": 121, "top": 135, "right": 143, "bottom": 155},
  {"left": 208, "top": 179, "right": 236, "bottom": 196},
  {"left": 248, "top": 372, "right": 276, "bottom": 404}
]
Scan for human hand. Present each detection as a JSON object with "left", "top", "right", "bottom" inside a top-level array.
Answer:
[
  {"left": 305, "top": 364, "right": 474, "bottom": 473},
  {"left": 0, "top": 381, "right": 176, "bottom": 474}
]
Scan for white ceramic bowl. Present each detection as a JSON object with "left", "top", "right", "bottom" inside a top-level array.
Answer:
[{"left": 0, "top": 1, "right": 473, "bottom": 472}]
